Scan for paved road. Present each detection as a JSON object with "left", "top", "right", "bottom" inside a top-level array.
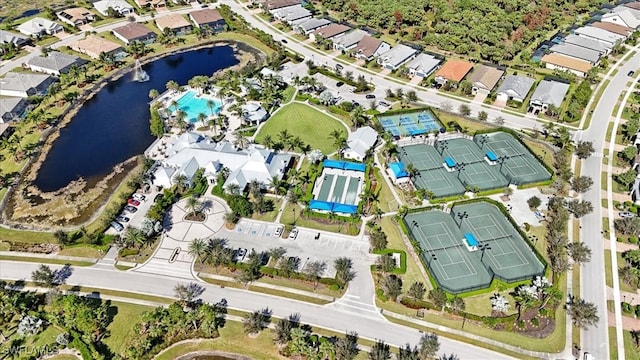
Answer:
[
  {"left": 1, "top": 261, "right": 514, "bottom": 360},
  {"left": 579, "top": 46, "right": 640, "bottom": 359}
]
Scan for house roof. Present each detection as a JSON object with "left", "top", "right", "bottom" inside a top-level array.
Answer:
[
  {"left": 530, "top": 80, "right": 570, "bottom": 108},
  {"left": 57, "top": 7, "right": 94, "bottom": 23},
  {"left": 378, "top": 44, "right": 417, "bottom": 67},
  {"left": 353, "top": 35, "right": 384, "bottom": 58},
  {"left": 614, "top": 4, "right": 640, "bottom": 21},
  {"left": 333, "top": 29, "right": 368, "bottom": 48},
  {"left": 312, "top": 23, "right": 350, "bottom": 39},
  {"left": 273, "top": 5, "right": 311, "bottom": 22},
  {"left": 346, "top": 126, "right": 377, "bottom": 159},
  {"left": 549, "top": 43, "right": 601, "bottom": 63},
  {"left": 0, "top": 72, "right": 52, "bottom": 96},
  {"left": 0, "top": 97, "right": 27, "bottom": 116},
  {"left": 93, "top": 0, "right": 134, "bottom": 14},
  {"left": 0, "top": 30, "right": 28, "bottom": 45},
  {"left": 496, "top": 75, "right": 535, "bottom": 99},
  {"left": 263, "top": 0, "right": 300, "bottom": 10},
  {"left": 135, "top": 0, "right": 165, "bottom": 6},
  {"left": 468, "top": 64, "right": 504, "bottom": 91},
  {"left": 406, "top": 53, "right": 441, "bottom": 73},
  {"left": 155, "top": 14, "right": 191, "bottom": 30},
  {"left": 541, "top": 53, "right": 593, "bottom": 73},
  {"left": 189, "top": 9, "right": 223, "bottom": 25},
  {"left": 293, "top": 18, "right": 331, "bottom": 32},
  {"left": 112, "top": 22, "right": 155, "bottom": 41},
  {"left": 17, "top": 17, "right": 62, "bottom": 35},
  {"left": 603, "top": 9, "right": 640, "bottom": 29},
  {"left": 562, "top": 34, "right": 612, "bottom": 54},
  {"left": 27, "top": 51, "right": 83, "bottom": 72},
  {"left": 590, "top": 21, "right": 633, "bottom": 36},
  {"left": 575, "top": 26, "right": 625, "bottom": 43},
  {"left": 434, "top": 60, "right": 474, "bottom": 82},
  {"left": 70, "top": 35, "right": 123, "bottom": 57}
]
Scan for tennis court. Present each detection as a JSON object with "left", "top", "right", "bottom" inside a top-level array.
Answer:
[
  {"left": 474, "top": 132, "right": 551, "bottom": 185},
  {"left": 404, "top": 201, "right": 545, "bottom": 293},
  {"left": 398, "top": 144, "right": 466, "bottom": 197},
  {"left": 378, "top": 109, "right": 442, "bottom": 138},
  {"left": 316, "top": 174, "right": 334, "bottom": 201},
  {"left": 309, "top": 160, "right": 366, "bottom": 215},
  {"left": 439, "top": 139, "right": 508, "bottom": 190}
]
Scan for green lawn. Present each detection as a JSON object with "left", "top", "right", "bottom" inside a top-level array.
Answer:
[
  {"left": 0, "top": 255, "right": 95, "bottom": 266},
  {"left": 373, "top": 167, "right": 399, "bottom": 212},
  {"left": 609, "top": 327, "right": 640, "bottom": 360},
  {"left": 0, "top": 324, "right": 62, "bottom": 358},
  {"left": 103, "top": 302, "right": 153, "bottom": 356},
  {"left": 605, "top": 249, "right": 614, "bottom": 287},
  {"left": 255, "top": 103, "right": 347, "bottom": 154},
  {"left": 378, "top": 217, "right": 426, "bottom": 293},
  {"left": 280, "top": 203, "right": 361, "bottom": 235}
]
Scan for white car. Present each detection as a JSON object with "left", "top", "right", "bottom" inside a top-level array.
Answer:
[
  {"left": 289, "top": 228, "right": 299, "bottom": 240},
  {"left": 132, "top": 193, "right": 146, "bottom": 202},
  {"left": 619, "top": 211, "right": 635, "bottom": 218},
  {"left": 274, "top": 226, "right": 284, "bottom": 237}
]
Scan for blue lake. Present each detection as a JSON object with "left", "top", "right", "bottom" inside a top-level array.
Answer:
[{"left": 34, "top": 45, "right": 239, "bottom": 192}]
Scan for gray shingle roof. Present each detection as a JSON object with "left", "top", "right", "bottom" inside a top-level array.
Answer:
[
  {"left": 333, "top": 29, "right": 368, "bottom": 49},
  {"left": 0, "top": 30, "right": 28, "bottom": 45},
  {"left": 575, "top": 26, "right": 625, "bottom": 44},
  {"left": 562, "top": 34, "right": 612, "bottom": 54},
  {"left": 530, "top": 80, "right": 570, "bottom": 108},
  {"left": 406, "top": 53, "right": 441, "bottom": 75},
  {"left": 378, "top": 44, "right": 417, "bottom": 68},
  {"left": 549, "top": 43, "right": 601, "bottom": 64},
  {"left": 293, "top": 18, "right": 331, "bottom": 32},
  {"left": 27, "top": 52, "right": 83, "bottom": 73},
  {"left": 496, "top": 75, "right": 535, "bottom": 100}
]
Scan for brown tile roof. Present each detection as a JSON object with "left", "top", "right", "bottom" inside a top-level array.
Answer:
[
  {"left": 57, "top": 7, "right": 95, "bottom": 22},
  {"left": 353, "top": 35, "right": 383, "bottom": 58},
  {"left": 263, "top": 0, "right": 299, "bottom": 10},
  {"left": 70, "top": 35, "right": 122, "bottom": 58},
  {"left": 434, "top": 60, "right": 474, "bottom": 82},
  {"left": 155, "top": 14, "right": 191, "bottom": 30},
  {"left": 189, "top": 9, "right": 223, "bottom": 25},
  {"left": 312, "top": 23, "right": 350, "bottom": 39},
  {"left": 135, "top": 0, "right": 165, "bottom": 6},
  {"left": 113, "top": 22, "right": 155, "bottom": 41},
  {"left": 541, "top": 53, "right": 593, "bottom": 73},
  {"left": 590, "top": 21, "right": 633, "bottom": 36},
  {"left": 468, "top": 64, "right": 504, "bottom": 91},
  {"left": 625, "top": 2, "right": 640, "bottom": 11}
]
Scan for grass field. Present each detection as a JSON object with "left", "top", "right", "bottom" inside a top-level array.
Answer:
[
  {"left": 378, "top": 217, "right": 425, "bottom": 293},
  {"left": 609, "top": 327, "right": 640, "bottom": 360},
  {"left": 255, "top": 103, "right": 347, "bottom": 154},
  {"left": 373, "top": 167, "right": 399, "bottom": 212},
  {"left": 0, "top": 255, "right": 95, "bottom": 266}
]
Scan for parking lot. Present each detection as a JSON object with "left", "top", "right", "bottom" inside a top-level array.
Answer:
[
  {"left": 217, "top": 219, "right": 371, "bottom": 278},
  {"left": 105, "top": 191, "right": 161, "bottom": 236}
]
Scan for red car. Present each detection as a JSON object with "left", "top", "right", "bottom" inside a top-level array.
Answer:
[{"left": 127, "top": 198, "right": 140, "bottom": 206}]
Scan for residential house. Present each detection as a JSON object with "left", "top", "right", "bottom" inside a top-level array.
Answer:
[
  {"left": 69, "top": 35, "right": 125, "bottom": 60},
  {"left": 0, "top": 30, "right": 29, "bottom": 47},
  {"left": 333, "top": 29, "right": 368, "bottom": 52},
  {"left": 468, "top": 64, "right": 504, "bottom": 94},
  {"left": 27, "top": 52, "right": 85, "bottom": 76},
  {"left": 150, "top": 132, "right": 292, "bottom": 191},
  {"left": 112, "top": 23, "right": 157, "bottom": 44},
  {"left": 0, "top": 97, "right": 28, "bottom": 123},
  {"left": 17, "top": 18, "right": 63, "bottom": 37},
  {"left": 562, "top": 34, "right": 612, "bottom": 55},
  {"left": 406, "top": 53, "right": 441, "bottom": 78},
  {"left": 261, "top": 0, "right": 300, "bottom": 11},
  {"left": 376, "top": 44, "right": 417, "bottom": 70},
  {"left": 590, "top": 21, "right": 633, "bottom": 37},
  {"left": 632, "top": 174, "right": 640, "bottom": 205},
  {"left": 352, "top": 35, "right": 389, "bottom": 62},
  {"left": 272, "top": 5, "right": 312, "bottom": 24},
  {"left": 549, "top": 43, "right": 601, "bottom": 64},
  {"left": 575, "top": 26, "right": 625, "bottom": 46},
  {"left": 0, "top": 72, "right": 54, "bottom": 98},
  {"left": 528, "top": 79, "right": 570, "bottom": 112},
  {"left": 56, "top": 7, "right": 96, "bottom": 27},
  {"left": 293, "top": 18, "right": 331, "bottom": 35},
  {"left": 133, "top": 0, "right": 166, "bottom": 9},
  {"left": 541, "top": 53, "right": 593, "bottom": 77},
  {"left": 604, "top": 6, "right": 640, "bottom": 29},
  {"left": 344, "top": 126, "right": 377, "bottom": 161},
  {"left": 241, "top": 103, "right": 268, "bottom": 124},
  {"left": 622, "top": 2, "right": 640, "bottom": 18},
  {"left": 189, "top": 9, "right": 226, "bottom": 32},
  {"left": 155, "top": 14, "right": 192, "bottom": 35},
  {"left": 495, "top": 75, "right": 535, "bottom": 103},
  {"left": 433, "top": 60, "right": 474, "bottom": 85},
  {"left": 93, "top": 0, "right": 135, "bottom": 17},
  {"left": 310, "top": 23, "right": 350, "bottom": 42}
]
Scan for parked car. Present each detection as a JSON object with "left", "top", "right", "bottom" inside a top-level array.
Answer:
[
  {"left": 336, "top": 81, "right": 344, "bottom": 87},
  {"left": 124, "top": 205, "right": 138, "bottom": 213},
  {"left": 365, "top": 94, "right": 376, "bottom": 99},
  {"left": 335, "top": 64, "right": 344, "bottom": 71},
  {"left": 619, "top": 211, "right": 635, "bottom": 218},
  {"left": 274, "top": 226, "right": 284, "bottom": 237},
  {"left": 110, "top": 221, "right": 124, "bottom": 232},
  {"left": 628, "top": 70, "right": 635, "bottom": 77},
  {"left": 234, "top": 248, "right": 248, "bottom": 262},
  {"left": 127, "top": 198, "right": 140, "bottom": 206},
  {"left": 132, "top": 193, "right": 146, "bottom": 202},
  {"left": 289, "top": 228, "right": 299, "bottom": 240},
  {"left": 115, "top": 215, "right": 130, "bottom": 223},
  {"left": 352, "top": 101, "right": 360, "bottom": 107},
  {"left": 379, "top": 101, "right": 390, "bottom": 107},
  {"left": 281, "top": 39, "right": 288, "bottom": 44}
]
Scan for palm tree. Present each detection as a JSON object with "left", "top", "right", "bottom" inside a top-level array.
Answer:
[
  {"left": 350, "top": 106, "right": 366, "bottom": 128},
  {"left": 450, "top": 297, "right": 465, "bottom": 313},
  {"left": 148, "top": 88, "right": 160, "bottom": 100},
  {"left": 555, "top": 126, "right": 573, "bottom": 148},
  {"left": 289, "top": 136, "right": 303, "bottom": 152},
  {"left": 173, "top": 174, "right": 189, "bottom": 193},
  {"left": 185, "top": 194, "right": 202, "bottom": 217},
  {"left": 188, "top": 238, "right": 208, "bottom": 263},
  {"left": 303, "top": 260, "right": 327, "bottom": 290},
  {"left": 330, "top": 130, "right": 347, "bottom": 158},
  {"left": 369, "top": 340, "right": 391, "bottom": 360},
  {"left": 234, "top": 133, "right": 251, "bottom": 149},
  {"left": 428, "top": 288, "right": 448, "bottom": 313},
  {"left": 197, "top": 112, "right": 207, "bottom": 125},
  {"left": 334, "top": 257, "right": 356, "bottom": 288},
  {"left": 207, "top": 116, "right": 218, "bottom": 135},
  {"left": 226, "top": 183, "right": 241, "bottom": 195},
  {"left": 166, "top": 80, "right": 180, "bottom": 92},
  {"left": 207, "top": 99, "right": 217, "bottom": 117},
  {"left": 124, "top": 227, "right": 147, "bottom": 249},
  {"left": 170, "top": 99, "right": 179, "bottom": 113},
  {"left": 513, "top": 286, "right": 536, "bottom": 320},
  {"left": 262, "top": 134, "right": 274, "bottom": 149},
  {"left": 567, "top": 297, "right": 599, "bottom": 329},
  {"left": 278, "top": 129, "right": 293, "bottom": 148},
  {"left": 566, "top": 242, "right": 592, "bottom": 265},
  {"left": 242, "top": 309, "right": 270, "bottom": 335},
  {"left": 175, "top": 110, "right": 188, "bottom": 132}
]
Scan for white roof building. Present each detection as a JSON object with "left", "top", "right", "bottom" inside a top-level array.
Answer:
[
  {"left": 241, "top": 103, "right": 268, "bottom": 124},
  {"left": 344, "top": 126, "right": 377, "bottom": 162},
  {"left": 406, "top": 53, "right": 441, "bottom": 78},
  {"left": 0, "top": 72, "right": 54, "bottom": 98},
  {"left": 575, "top": 26, "right": 625, "bottom": 45},
  {"left": 272, "top": 5, "right": 312, "bottom": 24},
  {"left": 151, "top": 132, "right": 292, "bottom": 191},
  {"left": 604, "top": 7, "right": 640, "bottom": 29},
  {"left": 0, "top": 30, "right": 29, "bottom": 46},
  {"left": 0, "top": 97, "right": 28, "bottom": 123},
  {"left": 93, "top": 0, "right": 135, "bottom": 16},
  {"left": 17, "top": 18, "right": 63, "bottom": 37}
]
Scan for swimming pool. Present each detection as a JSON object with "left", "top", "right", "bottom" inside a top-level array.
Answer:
[{"left": 175, "top": 90, "right": 222, "bottom": 122}]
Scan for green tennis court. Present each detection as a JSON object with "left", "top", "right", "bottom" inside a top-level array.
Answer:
[
  {"left": 404, "top": 201, "right": 545, "bottom": 294},
  {"left": 345, "top": 177, "right": 360, "bottom": 204},
  {"left": 317, "top": 174, "right": 334, "bottom": 201},
  {"left": 474, "top": 132, "right": 551, "bottom": 185},
  {"left": 331, "top": 175, "right": 347, "bottom": 203},
  {"left": 398, "top": 144, "right": 466, "bottom": 198}
]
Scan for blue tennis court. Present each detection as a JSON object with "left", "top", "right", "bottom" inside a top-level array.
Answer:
[{"left": 378, "top": 109, "right": 442, "bottom": 138}]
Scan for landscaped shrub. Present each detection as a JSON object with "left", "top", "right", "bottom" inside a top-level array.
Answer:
[
  {"left": 376, "top": 288, "right": 388, "bottom": 302},
  {"left": 319, "top": 277, "right": 341, "bottom": 286},
  {"left": 622, "top": 302, "right": 633, "bottom": 314},
  {"left": 630, "top": 236, "right": 638, "bottom": 244},
  {"left": 531, "top": 317, "right": 540, "bottom": 327},
  {"left": 399, "top": 297, "right": 436, "bottom": 310},
  {"left": 228, "top": 195, "right": 253, "bottom": 217},
  {"left": 118, "top": 248, "right": 139, "bottom": 257}
]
